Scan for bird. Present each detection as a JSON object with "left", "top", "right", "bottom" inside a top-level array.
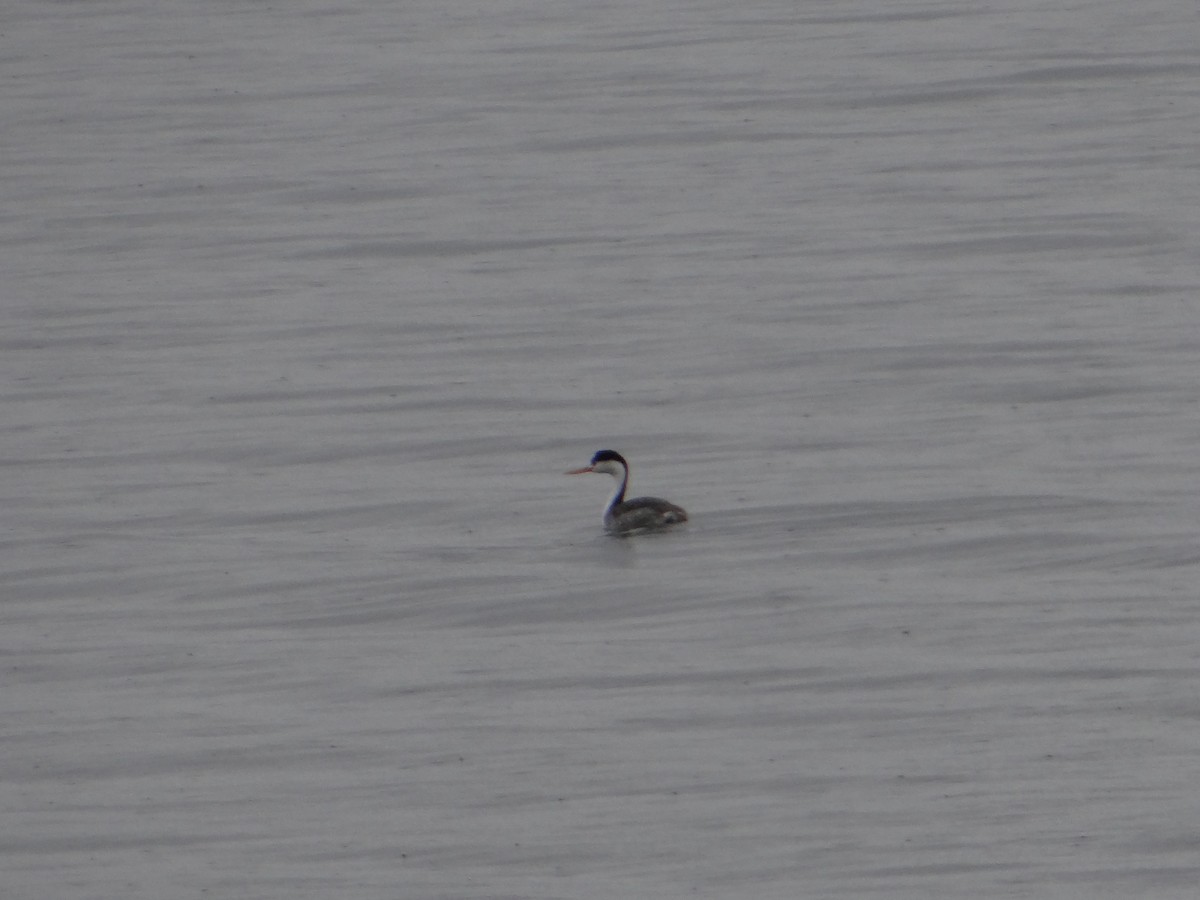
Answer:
[{"left": 566, "top": 449, "right": 688, "bottom": 535}]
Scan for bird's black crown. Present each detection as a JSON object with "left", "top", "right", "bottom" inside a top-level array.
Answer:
[{"left": 590, "top": 449, "right": 626, "bottom": 466}]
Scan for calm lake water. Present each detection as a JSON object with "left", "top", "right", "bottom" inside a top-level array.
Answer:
[{"left": 4, "top": 1, "right": 1200, "bottom": 897}]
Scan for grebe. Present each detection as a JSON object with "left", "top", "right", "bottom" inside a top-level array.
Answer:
[{"left": 566, "top": 449, "right": 688, "bottom": 535}]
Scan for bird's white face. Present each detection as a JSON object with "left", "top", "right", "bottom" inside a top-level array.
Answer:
[
  {"left": 590, "top": 459, "right": 624, "bottom": 478},
  {"left": 565, "top": 454, "right": 626, "bottom": 481}
]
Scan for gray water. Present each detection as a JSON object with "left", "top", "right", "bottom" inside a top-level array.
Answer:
[{"left": 4, "top": 1, "right": 1200, "bottom": 897}]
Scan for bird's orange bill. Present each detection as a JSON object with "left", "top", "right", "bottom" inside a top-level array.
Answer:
[{"left": 565, "top": 466, "right": 594, "bottom": 475}]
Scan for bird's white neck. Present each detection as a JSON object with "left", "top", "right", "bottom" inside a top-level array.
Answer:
[{"left": 595, "top": 461, "right": 628, "bottom": 523}]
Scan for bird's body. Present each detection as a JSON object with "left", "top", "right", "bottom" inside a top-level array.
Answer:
[{"left": 567, "top": 449, "right": 688, "bottom": 535}]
